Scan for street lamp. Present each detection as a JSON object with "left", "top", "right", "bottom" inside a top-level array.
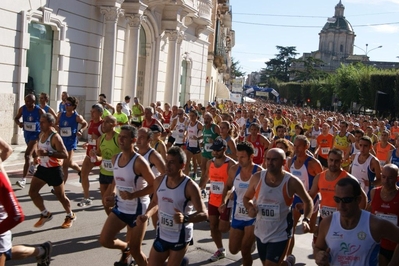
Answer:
[{"left": 353, "top": 43, "right": 382, "bottom": 56}]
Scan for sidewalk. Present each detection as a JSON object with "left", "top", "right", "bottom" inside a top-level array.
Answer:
[{"left": 4, "top": 142, "right": 87, "bottom": 173}]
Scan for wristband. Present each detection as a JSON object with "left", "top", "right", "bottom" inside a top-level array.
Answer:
[
  {"left": 183, "top": 215, "right": 189, "bottom": 223},
  {"left": 302, "top": 217, "right": 310, "bottom": 223},
  {"left": 48, "top": 150, "right": 54, "bottom": 156}
]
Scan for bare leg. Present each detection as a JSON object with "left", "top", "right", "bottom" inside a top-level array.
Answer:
[
  {"left": 53, "top": 182, "right": 72, "bottom": 214},
  {"left": 11, "top": 245, "right": 39, "bottom": 260},
  {"left": 23, "top": 140, "right": 38, "bottom": 177},
  {"left": 80, "top": 156, "right": 94, "bottom": 199},
  {"left": 29, "top": 177, "right": 47, "bottom": 212}
]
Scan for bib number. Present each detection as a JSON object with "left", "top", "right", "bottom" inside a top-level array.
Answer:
[
  {"left": 164, "top": 123, "right": 170, "bottom": 129},
  {"left": 376, "top": 213, "right": 398, "bottom": 225},
  {"left": 205, "top": 143, "right": 212, "bottom": 152},
  {"left": 159, "top": 211, "right": 179, "bottom": 232},
  {"left": 116, "top": 185, "right": 133, "bottom": 193},
  {"left": 24, "top": 122, "right": 36, "bottom": 132},
  {"left": 258, "top": 204, "right": 280, "bottom": 221},
  {"left": 210, "top": 181, "right": 224, "bottom": 194},
  {"left": 235, "top": 202, "right": 249, "bottom": 219},
  {"left": 88, "top": 134, "right": 96, "bottom": 145},
  {"left": 321, "top": 147, "right": 330, "bottom": 155},
  {"left": 132, "top": 116, "right": 139, "bottom": 122},
  {"left": 60, "top": 127, "right": 72, "bottom": 137},
  {"left": 320, "top": 206, "right": 336, "bottom": 218},
  {"left": 102, "top": 159, "right": 113, "bottom": 172}
]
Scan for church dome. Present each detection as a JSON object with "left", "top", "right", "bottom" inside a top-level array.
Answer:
[{"left": 322, "top": 17, "right": 353, "bottom": 32}]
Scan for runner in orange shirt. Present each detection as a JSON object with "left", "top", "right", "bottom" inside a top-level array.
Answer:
[
  {"left": 199, "top": 138, "right": 236, "bottom": 262},
  {"left": 314, "top": 123, "right": 334, "bottom": 169},
  {"left": 374, "top": 130, "right": 395, "bottom": 166}
]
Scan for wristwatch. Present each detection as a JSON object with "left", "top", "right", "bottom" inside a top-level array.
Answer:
[
  {"left": 48, "top": 150, "right": 54, "bottom": 156},
  {"left": 183, "top": 215, "right": 189, "bottom": 223},
  {"left": 302, "top": 217, "right": 310, "bottom": 223}
]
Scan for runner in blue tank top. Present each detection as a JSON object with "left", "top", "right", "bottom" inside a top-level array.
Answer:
[
  {"left": 13, "top": 94, "right": 45, "bottom": 188},
  {"left": 56, "top": 96, "right": 88, "bottom": 183},
  {"left": 38, "top": 93, "right": 56, "bottom": 118}
]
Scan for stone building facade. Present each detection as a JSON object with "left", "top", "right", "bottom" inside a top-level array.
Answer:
[{"left": 0, "top": 0, "right": 234, "bottom": 144}]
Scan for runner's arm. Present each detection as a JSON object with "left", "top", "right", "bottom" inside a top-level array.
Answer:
[
  {"left": 51, "top": 134, "right": 68, "bottom": 159},
  {"left": 308, "top": 174, "right": 320, "bottom": 199},
  {"left": 314, "top": 215, "right": 332, "bottom": 266},
  {"left": 0, "top": 173, "right": 25, "bottom": 234},
  {"left": 183, "top": 180, "right": 208, "bottom": 223},
  {"left": 0, "top": 138, "right": 13, "bottom": 162},
  {"left": 14, "top": 107, "right": 23, "bottom": 127},
  {"left": 151, "top": 151, "right": 166, "bottom": 175},
  {"left": 243, "top": 172, "right": 261, "bottom": 218}
]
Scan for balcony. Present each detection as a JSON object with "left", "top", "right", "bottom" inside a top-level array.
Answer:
[{"left": 197, "top": 0, "right": 212, "bottom": 24}]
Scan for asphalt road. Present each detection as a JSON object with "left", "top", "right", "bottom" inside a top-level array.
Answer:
[{"left": 6, "top": 168, "right": 315, "bottom": 266}]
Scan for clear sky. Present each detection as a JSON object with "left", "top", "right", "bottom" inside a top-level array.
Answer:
[{"left": 230, "top": 0, "right": 399, "bottom": 75}]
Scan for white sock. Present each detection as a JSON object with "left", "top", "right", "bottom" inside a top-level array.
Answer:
[
  {"left": 218, "top": 247, "right": 225, "bottom": 251},
  {"left": 41, "top": 210, "right": 48, "bottom": 216},
  {"left": 21, "top": 177, "right": 26, "bottom": 181}
]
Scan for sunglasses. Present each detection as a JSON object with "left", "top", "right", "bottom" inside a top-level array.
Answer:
[
  {"left": 66, "top": 103, "right": 73, "bottom": 106},
  {"left": 333, "top": 196, "right": 357, "bottom": 204}
]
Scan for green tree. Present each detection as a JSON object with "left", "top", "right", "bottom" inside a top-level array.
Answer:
[
  {"left": 230, "top": 57, "right": 245, "bottom": 78},
  {"left": 260, "top": 46, "right": 298, "bottom": 83},
  {"left": 292, "top": 56, "right": 328, "bottom": 81}
]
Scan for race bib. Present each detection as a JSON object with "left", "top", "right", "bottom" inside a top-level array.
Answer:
[
  {"left": 376, "top": 213, "right": 398, "bottom": 225},
  {"left": 24, "top": 122, "right": 36, "bottom": 132},
  {"left": 205, "top": 143, "right": 212, "bottom": 152},
  {"left": 102, "top": 159, "right": 113, "bottom": 172},
  {"left": 132, "top": 116, "right": 139, "bottom": 122},
  {"left": 210, "top": 181, "right": 224, "bottom": 194},
  {"left": 164, "top": 123, "right": 170, "bottom": 129},
  {"left": 159, "top": 211, "right": 179, "bottom": 232},
  {"left": 60, "top": 127, "right": 72, "bottom": 137},
  {"left": 320, "top": 206, "right": 336, "bottom": 218},
  {"left": 88, "top": 134, "right": 96, "bottom": 145},
  {"left": 258, "top": 203, "right": 280, "bottom": 221},
  {"left": 254, "top": 148, "right": 259, "bottom": 157},
  {"left": 116, "top": 185, "right": 133, "bottom": 193},
  {"left": 188, "top": 138, "right": 198, "bottom": 148},
  {"left": 39, "top": 156, "right": 49, "bottom": 166},
  {"left": 321, "top": 147, "right": 330, "bottom": 155},
  {"left": 176, "top": 134, "right": 184, "bottom": 143},
  {"left": 235, "top": 202, "right": 249, "bottom": 219}
]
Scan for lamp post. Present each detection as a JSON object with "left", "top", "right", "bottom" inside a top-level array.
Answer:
[{"left": 353, "top": 44, "right": 382, "bottom": 56}]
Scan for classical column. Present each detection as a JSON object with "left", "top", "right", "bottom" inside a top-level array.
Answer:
[
  {"left": 100, "top": 6, "right": 124, "bottom": 103},
  {"left": 164, "top": 30, "right": 184, "bottom": 105},
  {"left": 173, "top": 32, "right": 185, "bottom": 105},
  {"left": 123, "top": 14, "right": 144, "bottom": 99}
]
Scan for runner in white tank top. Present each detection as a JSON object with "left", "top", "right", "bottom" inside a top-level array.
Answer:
[
  {"left": 326, "top": 211, "right": 379, "bottom": 265},
  {"left": 219, "top": 142, "right": 263, "bottom": 266},
  {"left": 243, "top": 148, "right": 314, "bottom": 265},
  {"left": 314, "top": 177, "right": 399, "bottom": 266},
  {"left": 99, "top": 125, "right": 155, "bottom": 266},
  {"left": 136, "top": 146, "right": 208, "bottom": 266}
]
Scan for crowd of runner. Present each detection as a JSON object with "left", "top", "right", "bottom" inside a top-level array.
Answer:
[{"left": 2, "top": 92, "right": 399, "bottom": 266}]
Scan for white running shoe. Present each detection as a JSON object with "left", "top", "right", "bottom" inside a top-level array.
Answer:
[
  {"left": 16, "top": 180, "right": 26, "bottom": 188},
  {"left": 77, "top": 198, "right": 92, "bottom": 207}
]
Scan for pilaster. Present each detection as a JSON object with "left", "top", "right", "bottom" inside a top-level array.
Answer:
[{"left": 99, "top": 6, "right": 124, "bottom": 103}]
